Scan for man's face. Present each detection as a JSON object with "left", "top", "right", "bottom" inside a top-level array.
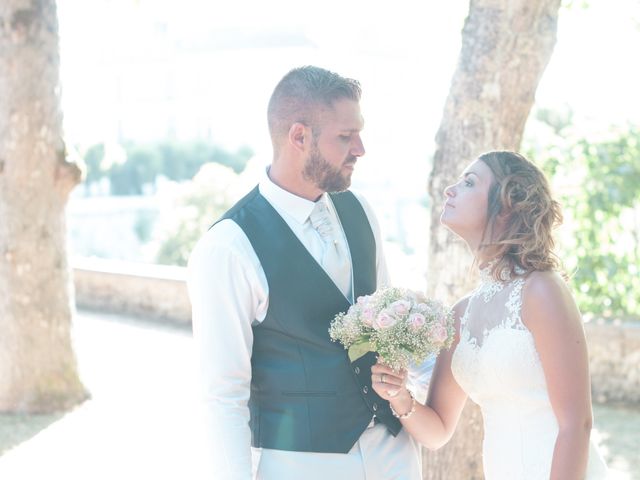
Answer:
[{"left": 303, "top": 99, "right": 365, "bottom": 193}]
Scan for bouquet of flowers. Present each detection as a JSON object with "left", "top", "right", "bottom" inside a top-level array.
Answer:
[{"left": 329, "top": 287, "right": 455, "bottom": 371}]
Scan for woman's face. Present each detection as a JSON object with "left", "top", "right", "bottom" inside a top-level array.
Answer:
[{"left": 440, "top": 159, "right": 495, "bottom": 249}]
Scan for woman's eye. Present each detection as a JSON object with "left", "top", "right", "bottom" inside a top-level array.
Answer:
[{"left": 464, "top": 180, "right": 473, "bottom": 187}]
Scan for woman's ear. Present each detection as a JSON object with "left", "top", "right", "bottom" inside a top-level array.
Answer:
[{"left": 495, "top": 208, "right": 511, "bottom": 226}]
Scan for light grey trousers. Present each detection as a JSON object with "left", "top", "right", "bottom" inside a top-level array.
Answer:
[{"left": 253, "top": 423, "right": 422, "bottom": 480}]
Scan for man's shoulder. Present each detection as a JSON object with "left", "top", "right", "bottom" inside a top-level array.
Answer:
[
  {"left": 191, "top": 218, "right": 251, "bottom": 261},
  {"left": 215, "top": 185, "right": 261, "bottom": 224}
]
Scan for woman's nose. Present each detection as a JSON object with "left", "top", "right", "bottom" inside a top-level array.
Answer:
[{"left": 444, "top": 184, "right": 455, "bottom": 198}]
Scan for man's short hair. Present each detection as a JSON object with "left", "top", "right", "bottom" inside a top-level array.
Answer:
[{"left": 267, "top": 66, "right": 361, "bottom": 145}]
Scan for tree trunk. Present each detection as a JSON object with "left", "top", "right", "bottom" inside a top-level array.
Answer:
[
  {"left": 0, "top": 0, "right": 87, "bottom": 412},
  {"left": 424, "top": 0, "right": 561, "bottom": 478}
]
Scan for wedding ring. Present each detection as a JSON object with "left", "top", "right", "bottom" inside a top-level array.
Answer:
[{"left": 381, "top": 374, "right": 386, "bottom": 384}]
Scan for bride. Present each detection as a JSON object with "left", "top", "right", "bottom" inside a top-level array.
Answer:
[{"left": 372, "top": 151, "right": 608, "bottom": 479}]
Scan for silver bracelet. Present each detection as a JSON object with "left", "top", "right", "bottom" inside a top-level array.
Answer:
[{"left": 390, "top": 390, "right": 416, "bottom": 419}]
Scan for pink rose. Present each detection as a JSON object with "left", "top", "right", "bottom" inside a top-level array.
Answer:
[
  {"left": 373, "top": 309, "right": 398, "bottom": 330},
  {"left": 409, "top": 313, "right": 426, "bottom": 330},
  {"left": 390, "top": 300, "right": 411, "bottom": 316},
  {"left": 361, "top": 306, "right": 376, "bottom": 327},
  {"left": 356, "top": 295, "right": 371, "bottom": 306},
  {"left": 430, "top": 324, "right": 448, "bottom": 343}
]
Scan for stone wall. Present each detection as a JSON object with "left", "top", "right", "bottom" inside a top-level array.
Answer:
[
  {"left": 586, "top": 321, "right": 640, "bottom": 404},
  {"left": 72, "top": 258, "right": 640, "bottom": 403},
  {"left": 73, "top": 257, "right": 191, "bottom": 326}
]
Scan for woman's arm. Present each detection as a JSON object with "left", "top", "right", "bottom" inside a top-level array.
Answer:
[
  {"left": 523, "top": 271, "right": 593, "bottom": 480},
  {"left": 371, "top": 298, "right": 469, "bottom": 449}
]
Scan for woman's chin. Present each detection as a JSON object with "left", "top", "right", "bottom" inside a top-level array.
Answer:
[{"left": 440, "top": 216, "right": 462, "bottom": 238}]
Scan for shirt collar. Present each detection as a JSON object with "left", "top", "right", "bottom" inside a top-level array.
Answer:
[{"left": 259, "top": 168, "right": 330, "bottom": 225}]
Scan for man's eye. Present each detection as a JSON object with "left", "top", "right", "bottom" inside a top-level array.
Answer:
[{"left": 339, "top": 135, "right": 351, "bottom": 141}]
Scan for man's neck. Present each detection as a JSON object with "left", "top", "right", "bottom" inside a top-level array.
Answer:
[{"left": 268, "top": 163, "right": 323, "bottom": 202}]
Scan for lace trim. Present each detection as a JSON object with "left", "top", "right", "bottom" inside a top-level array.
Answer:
[
  {"left": 477, "top": 260, "right": 526, "bottom": 303},
  {"left": 459, "top": 317, "right": 531, "bottom": 351},
  {"left": 459, "top": 295, "right": 472, "bottom": 328},
  {"left": 479, "top": 258, "right": 518, "bottom": 282},
  {"left": 504, "top": 277, "right": 526, "bottom": 330},
  {"left": 459, "top": 324, "right": 480, "bottom": 349},
  {"left": 459, "top": 260, "right": 529, "bottom": 346}
]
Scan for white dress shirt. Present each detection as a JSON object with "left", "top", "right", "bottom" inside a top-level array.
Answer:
[{"left": 187, "top": 170, "right": 431, "bottom": 479}]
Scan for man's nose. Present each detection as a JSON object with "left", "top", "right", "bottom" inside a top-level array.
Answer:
[{"left": 351, "top": 136, "right": 365, "bottom": 157}]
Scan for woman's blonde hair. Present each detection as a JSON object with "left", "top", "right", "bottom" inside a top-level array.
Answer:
[{"left": 478, "top": 151, "right": 563, "bottom": 280}]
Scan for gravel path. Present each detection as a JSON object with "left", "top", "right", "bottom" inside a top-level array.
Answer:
[
  {"left": 0, "top": 310, "right": 637, "bottom": 479},
  {"left": 0, "top": 311, "right": 209, "bottom": 480}
]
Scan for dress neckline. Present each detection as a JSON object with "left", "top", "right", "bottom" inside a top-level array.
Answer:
[{"left": 477, "top": 258, "right": 527, "bottom": 303}]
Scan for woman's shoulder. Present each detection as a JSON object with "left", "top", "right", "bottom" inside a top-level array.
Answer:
[
  {"left": 451, "top": 294, "right": 472, "bottom": 319},
  {"left": 521, "top": 269, "right": 580, "bottom": 330},
  {"left": 523, "top": 269, "right": 569, "bottom": 299}
]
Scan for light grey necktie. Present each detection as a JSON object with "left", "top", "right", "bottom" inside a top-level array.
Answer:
[{"left": 308, "top": 201, "right": 352, "bottom": 299}]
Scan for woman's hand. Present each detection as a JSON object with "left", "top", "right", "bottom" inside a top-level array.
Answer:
[{"left": 371, "top": 360, "right": 413, "bottom": 416}]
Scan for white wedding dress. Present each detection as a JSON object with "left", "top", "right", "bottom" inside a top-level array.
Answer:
[{"left": 451, "top": 266, "right": 609, "bottom": 479}]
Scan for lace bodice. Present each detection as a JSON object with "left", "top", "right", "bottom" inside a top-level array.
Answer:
[
  {"left": 451, "top": 262, "right": 608, "bottom": 479},
  {"left": 460, "top": 263, "right": 528, "bottom": 348}
]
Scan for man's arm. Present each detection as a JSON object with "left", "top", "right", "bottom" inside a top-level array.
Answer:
[{"left": 187, "top": 221, "right": 266, "bottom": 480}]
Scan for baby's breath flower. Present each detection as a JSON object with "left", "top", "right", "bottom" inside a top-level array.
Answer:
[{"left": 329, "top": 287, "right": 454, "bottom": 370}]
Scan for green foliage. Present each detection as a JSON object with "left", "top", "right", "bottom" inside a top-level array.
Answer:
[
  {"left": 83, "top": 143, "right": 106, "bottom": 185},
  {"left": 561, "top": 0, "right": 590, "bottom": 11},
  {"left": 154, "top": 163, "right": 241, "bottom": 266},
  {"left": 134, "top": 210, "right": 158, "bottom": 243},
  {"left": 529, "top": 123, "right": 640, "bottom": 320},
  {"left": 107, "top": 166, "right": 137, "bottom": 195},
  {"left": 80, "top": 140, "right": 253, "bottom": 195}
]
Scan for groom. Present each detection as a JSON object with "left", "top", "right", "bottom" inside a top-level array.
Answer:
[{"left": 188, "top": 66, "right": 423, "bottom": 479}]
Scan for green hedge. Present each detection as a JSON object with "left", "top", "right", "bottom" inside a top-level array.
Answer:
[{"left": 81, "top": 141, "right": 253, "bottom": 195}]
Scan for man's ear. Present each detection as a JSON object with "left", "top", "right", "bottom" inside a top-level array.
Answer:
[{"left": 288, "top": 122, "right": 309, "bottom": 153}]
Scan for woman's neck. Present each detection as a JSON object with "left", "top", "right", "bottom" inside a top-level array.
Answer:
[{"left": 474, "top": 247, "right": 500, "bottom": 269}]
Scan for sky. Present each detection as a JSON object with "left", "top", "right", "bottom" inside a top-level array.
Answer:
[
  {"left": 55, "top": 0, "right": 640, "bottom": 284},
  {"left": 56, "top": 0, "right": 640, "bottom": 177},
  {"left": 536, "top": 1, "right": 640, "bottom": 127}
]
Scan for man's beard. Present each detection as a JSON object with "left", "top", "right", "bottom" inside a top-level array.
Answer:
[{"left": 303, "top": 145, "right": 354, "bottom": 193}]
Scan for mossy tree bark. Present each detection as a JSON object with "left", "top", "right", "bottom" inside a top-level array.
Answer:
[
  {"left": 424, "top": 0, "right": 562, "bottom": 478},
  {"left": 0, "top": 0, "right": 87, "bottom": 412}
]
